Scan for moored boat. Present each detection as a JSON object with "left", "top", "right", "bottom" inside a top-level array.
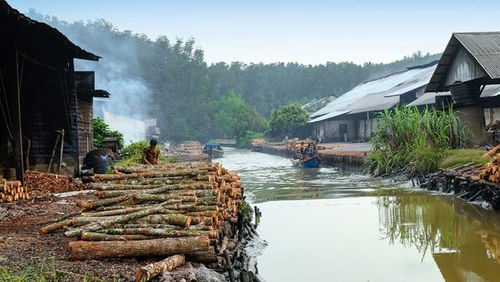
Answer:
[{"left": 203, "top": 142, "right": 224, "bottom": 158}]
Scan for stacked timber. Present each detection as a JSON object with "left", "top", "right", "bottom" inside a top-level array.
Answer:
[
  {"left": 1, "top": 180, "right": 30, "bottom": 203},
  {"left": 174, "top": 141, "right": 209, "bottom": 162},
  {"left": 480, "top": 154, "right": 500, "bottom": 183},
  {"left": 39, "top": 162, "right": 243, "bottom": 263}
]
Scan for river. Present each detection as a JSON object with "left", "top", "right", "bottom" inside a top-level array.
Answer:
[{"left": 218, "top": 148, "right": 500, "bottom": 282}]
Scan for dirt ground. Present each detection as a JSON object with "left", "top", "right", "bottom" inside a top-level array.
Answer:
[{"left": 0, "top": 193, "right": 148, "bottom": 281}]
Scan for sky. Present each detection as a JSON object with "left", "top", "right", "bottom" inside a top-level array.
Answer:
[{"left": 8, "top": 0, "right": 500, "bottom": 65}]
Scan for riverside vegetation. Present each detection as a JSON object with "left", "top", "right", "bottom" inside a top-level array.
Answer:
[{"left": 366, "top": 106, "right": 472, "bottom": 177}]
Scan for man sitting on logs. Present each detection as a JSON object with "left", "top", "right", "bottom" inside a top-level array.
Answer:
[{"left": 143, "top": 139, "right": 161, "bottom": 165}]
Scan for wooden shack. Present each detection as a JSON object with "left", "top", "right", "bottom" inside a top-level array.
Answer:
[
  {"left": 0, "top": 0, "right": 105, "bottom": 179},
  {"left": 426, "top": 32, "right": 500, "bottom": 145}
]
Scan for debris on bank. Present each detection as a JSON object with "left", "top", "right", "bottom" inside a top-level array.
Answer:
[
  {"left": 36, "top": 162, "right": 263, "bottom": 281},
  {"left": 417, "top": 162, "right": 500, "bottom": 210}
]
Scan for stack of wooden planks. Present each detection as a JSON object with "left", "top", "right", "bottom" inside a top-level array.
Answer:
[
  {"left": 39, "top": 162, "right": 243, "bottom": 263},
  {"left": 479, "top": 153, "right": 500, "bottom": 183},
  {"left": 1, "top": 180, "right": 30, "bottom": 203}
]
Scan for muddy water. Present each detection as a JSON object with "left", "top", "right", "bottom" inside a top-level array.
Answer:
[{"left": 219, "top": 148, "right": 500, "bottom": 282}]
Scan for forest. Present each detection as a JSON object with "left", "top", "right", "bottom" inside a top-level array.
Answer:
[{"left": 28, "top": 10, "right": 441, "bottom": 143}]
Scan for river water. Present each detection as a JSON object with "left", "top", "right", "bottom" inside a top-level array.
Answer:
[{"left": 218, "top": 148, "right": 500, "bottom": 282}]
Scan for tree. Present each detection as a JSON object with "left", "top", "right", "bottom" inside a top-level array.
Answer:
[
  {"left": 269, "top": 104, "right": 309, "bottom": 138},
  {"left": 214, "top": 91, "right": 268, "bottom": 145},
  {"left": 93, "top": 117, "right": 124, "bottom": 150}
]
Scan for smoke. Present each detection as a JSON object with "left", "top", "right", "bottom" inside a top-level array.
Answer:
[{"left": 27, "top": 10, "right": 153, "bottom": 142}]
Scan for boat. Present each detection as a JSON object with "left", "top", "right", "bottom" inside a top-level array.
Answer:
[
  {"left": 291, "top": 156, "right": 321, "bottom": 168},
  {"left": 203, "top": 142, "right": 224, "bottom": 158}
]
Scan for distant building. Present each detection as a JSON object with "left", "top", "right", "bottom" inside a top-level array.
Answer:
[
  {"left": 0, "top": 1, "right": 108, "bottom": 178},
  {"left": 310, "top": 62, "right": 438, "bottom": 142}
]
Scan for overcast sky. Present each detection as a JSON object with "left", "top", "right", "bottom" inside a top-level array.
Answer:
[{"left": 8, "top": 0, "right": 500, "bottom": 65}]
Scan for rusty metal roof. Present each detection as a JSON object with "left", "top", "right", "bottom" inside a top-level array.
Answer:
[
  {"left": 0, "top": 0, "right": 100, "bottom": 61},
  {"left": 426, "top": 32, "right": 500, "bottom": 92}
]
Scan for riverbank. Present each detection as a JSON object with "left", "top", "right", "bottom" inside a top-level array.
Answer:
[
  {"left": 418, "top": 163, "right": 500, "bottom": 210},
  {"left": 255, "top": 142, "right": 370, "bottom": 169}
]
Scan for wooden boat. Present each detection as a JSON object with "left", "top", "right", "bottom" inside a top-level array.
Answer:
[
  {"left": 291, "top": 156, "right": 321, "bottom": 168},
  {"left": 203, "top": 142, "right": 224, "bottom": 158}
]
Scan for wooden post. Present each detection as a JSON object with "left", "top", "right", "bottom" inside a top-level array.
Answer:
[
  {"left": 58, "top": 129, "right": 64, "bottom": 173},
  {"left": 13, "top": 49, "right": 24, "bottom": 182}
]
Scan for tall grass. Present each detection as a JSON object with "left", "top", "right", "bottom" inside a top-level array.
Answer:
[{"left": 366, "top": 106, "right": 468, "bottom": 176}]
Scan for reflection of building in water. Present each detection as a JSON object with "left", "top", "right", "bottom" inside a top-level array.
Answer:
[{"left": 377, "top": 195, "right": 500, "bottom": 282}]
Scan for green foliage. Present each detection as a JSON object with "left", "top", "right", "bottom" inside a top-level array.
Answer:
[
  {"left": 114, "top": 140, "right": 177, "bottom": 166},
  {"left": 238, "top": 131, "right": 266, "bottom": 148},
  {"left": 214, "top": 91, "right": 268, "bottom": 144},
  {"left": 269, "top": 103, "right": 309, "bottom": 137},
  {"left": 28, "top": 11, "right": 441, "bottom": 142},
  {"left": 439, "top": 149, "right": 489, "bottom": 169},
  {"left": 366, "top": 106, "right": 468, "bottom": 176},
  {"left": 92, "top": 117, "right": 124, "bottom": 151}
]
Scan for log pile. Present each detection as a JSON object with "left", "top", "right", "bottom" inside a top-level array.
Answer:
[
  {"left": 1, "top": 180, "right": 30, "bottom": 203},
  {"left": 39, "top": 162, "right": 244, "bottom": 263},
  {"left": 24, "top": 170, "right": 88, "bottom": 196},
  {"left": 173, "top": 141, "right": 209, "bottom": 162},
  {"left": 479, "top": 154, "right": 500, "bottom": 183}
]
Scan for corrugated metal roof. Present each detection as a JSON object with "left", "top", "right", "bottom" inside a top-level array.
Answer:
[
  {"left": 426, "top": 32, "right": 500, "bottom": 92},
  {"left": 407, "top": 92, "right": 450, "bottom": 106},
  {"left": 384, "top": 65, "right": 436, "bottom": 97},
  {"left": 308, "top": 110, "right": 350, "bottom": 123},
  {"left": 311, "top": 64, "right": 437, "bottom": 119}
]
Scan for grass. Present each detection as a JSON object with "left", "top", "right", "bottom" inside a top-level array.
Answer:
[
  {"left": 439, "top": 149, "right": 490, "bottom": 169},
  {"left": 366, "top": 106, "right": 468, "bottom": 177},
  {"left": 0, "top": 259, "right": 116, "bottom": 282}
]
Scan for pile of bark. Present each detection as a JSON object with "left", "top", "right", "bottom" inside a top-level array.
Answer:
[
  {"left": 24, "top": 170, "right": 88, "bottom": 196},
  {"left": 480, "top": 154, "right": 500, "bottom": 183},
  {"left": 39, "top": 162, "right": 260, "bottom": 281},
  {"left": 1, "top": 180, "right": 30, "bottom": 203}
]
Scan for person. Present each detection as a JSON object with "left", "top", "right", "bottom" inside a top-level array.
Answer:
[{"left": 143, "top": 139, "right": 161, "bottom": 165}]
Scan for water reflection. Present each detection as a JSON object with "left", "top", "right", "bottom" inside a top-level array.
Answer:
[
  {"left": 377, "top": 194, "right": 500, "bottom": 282},
  {"left": 219, "top": 148, "right": 500, "bottom": 282}
]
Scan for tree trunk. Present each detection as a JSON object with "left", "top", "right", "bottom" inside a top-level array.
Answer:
[
  {"left": 137, "top": 214, "right": 192, "bottom": 227},
  {"left": 135, "top": 254, "right": 185, "bottom": 282},
  {"left": 81, "top": 232, "right": 155, "bottom": 241},
  {"left": 69, "top": 236, "right": 209, "bottom": 259},
  {"left": 39, "top": 219, "right": 72, "bottom": 234},
  {"left": 77, "top": 195, "right": 131, "bottom": 209},
  {"left": 95, "top": 227, "right": 218, "bottom": 238},
  {"left": 185, "top": 251, "right": 219, "bottom": 263}
]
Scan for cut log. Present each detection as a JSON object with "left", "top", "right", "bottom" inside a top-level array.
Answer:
[
  {"left": 69, "top": 236, "right": 210, "bottom": 259},
  {"left": 135, "top": 254, "right": 185, "bottom": 282},
  {"left": 39, "top": 219, "right": 72, "bottom": 234},
  {"left": 81, "top": 232, "right": 155, "bottom": 241},
  {"left": 77, "top": 195, "right": 131, "bottom": 209},
  {"left": 137, "top": 214, "right": 192, "bottom": 227},
  {"left": 95, "top": 228, "right": 218, "bottom": 238},
  {"left": 65, "top": 207, "right": 165, "bottom": 237}
]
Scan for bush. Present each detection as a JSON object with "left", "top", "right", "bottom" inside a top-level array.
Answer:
[
  {"left": 366, "top": 106, "right": 468, "bottom": 177},
  {"left": 93, "top": 117, "right": 124, "bottom": 150}
]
